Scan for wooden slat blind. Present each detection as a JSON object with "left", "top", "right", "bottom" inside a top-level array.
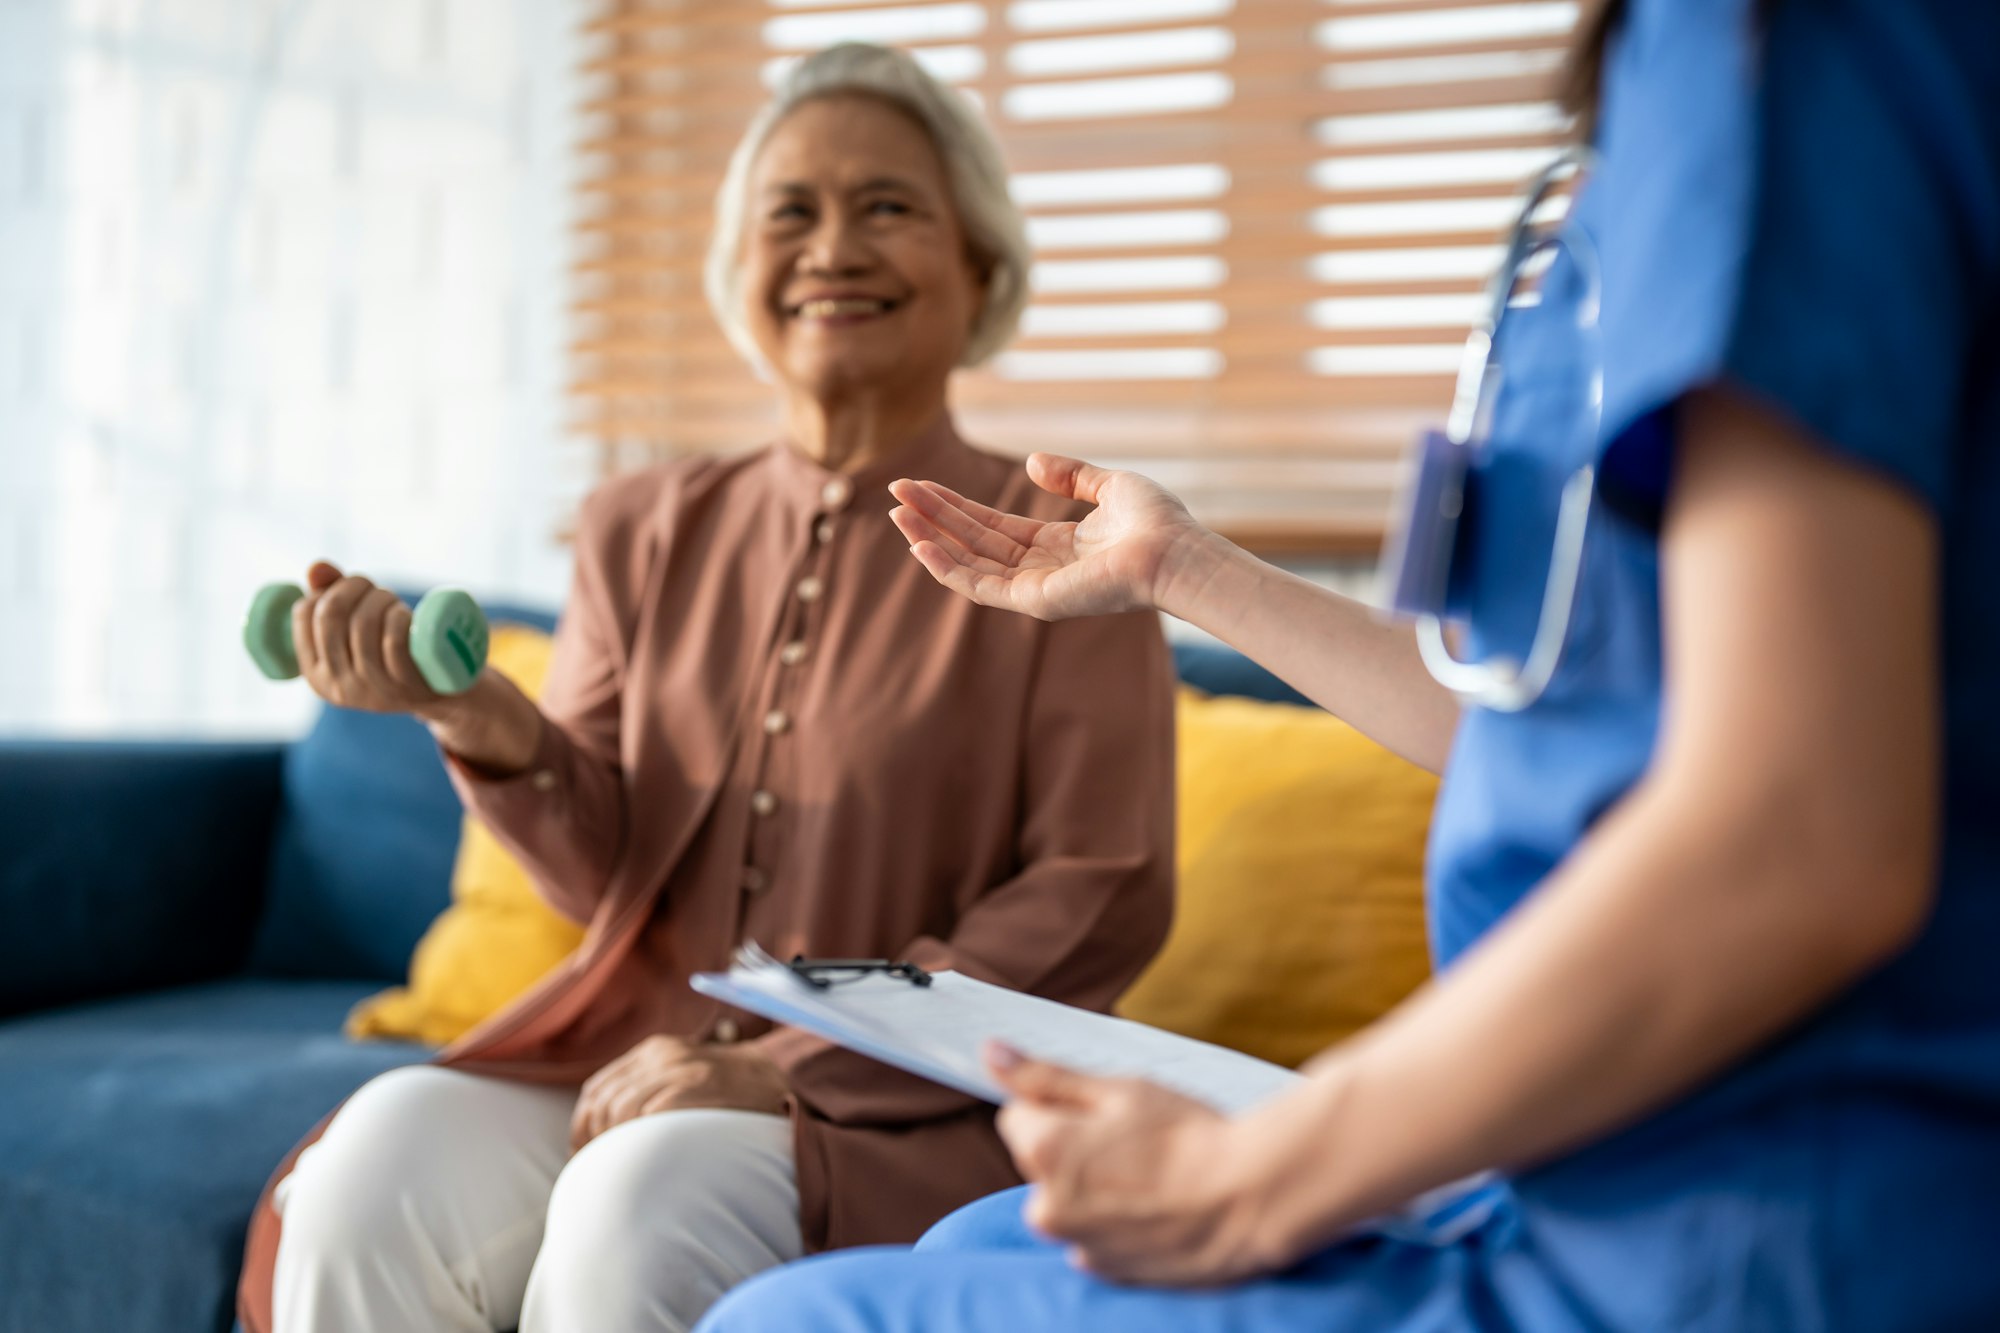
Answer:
[{"left": 570, "top": 0, "right": 1579, "bottom": 554}]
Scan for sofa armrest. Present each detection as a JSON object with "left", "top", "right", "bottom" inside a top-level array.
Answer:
[{"left": 0, "top": 740, "right": 287, "bottom": 1017}]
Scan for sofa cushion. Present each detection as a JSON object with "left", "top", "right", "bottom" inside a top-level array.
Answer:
[
  {"left": 346, "top": 625, "right": 586, "bottom": 1045},
  {"left": 0, "top": 742, "right": 284, "bottom": 1018},
  {"left": 1117, "top": 689, "right": 1435, "bottom": 1068},
  {"left": 247, "top": 600, "right": 559, "bottom": 982},
  {"left": 0, "top": 979, "right": 430, "bottom": 1333}
]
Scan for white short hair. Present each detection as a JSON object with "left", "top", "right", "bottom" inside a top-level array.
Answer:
[{"left": 703, "top": 43, "right": 1031, "bottom": 370}]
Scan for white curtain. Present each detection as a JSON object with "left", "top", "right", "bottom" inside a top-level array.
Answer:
[{"left": 0, "top": 0, "right": 583, "bottom": 736}]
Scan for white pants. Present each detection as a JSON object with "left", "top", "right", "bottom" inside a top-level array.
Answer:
[{"left": 271, "top": 1066, "right": 803, "bottom": 1333}]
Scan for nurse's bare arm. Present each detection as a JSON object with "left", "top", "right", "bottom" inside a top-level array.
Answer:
[
  {"left": 888, "top": 460, "right": 1461, "bottom": 774},
  {"left": 1219, "top": 387, "right": 1940, "bottom": 1266}
]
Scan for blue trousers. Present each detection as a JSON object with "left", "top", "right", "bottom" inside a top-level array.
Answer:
[{"left": 696, "top": 1185, "right": 1599, "bottom": 1333}]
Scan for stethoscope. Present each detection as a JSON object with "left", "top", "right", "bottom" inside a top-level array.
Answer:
[{"left": 1383, "top": 144, "right": 1601, "bottom": 714}]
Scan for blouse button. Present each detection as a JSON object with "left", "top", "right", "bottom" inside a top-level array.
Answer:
[
  {"left": 820, "top": 477, "right": 852, "bottom": 510},
  {"left": 763, "top": 709, "right": 790, "bottom": 736},
  {"left": 742, "top": 866, "right": 769, "bottom": 893},
  {"left": 530, "top": 769, "right": 556, "bottom": 793},
  {"left": 796, "top": 575, "right": 824, "bottom": 603},
  {"left": 779, "top": 640, "right": 808, "bottom": 667},
  {"left": 715, "top": 1017, "right": 741, "bottom": 1044},
  {"left": 815, "top": 519, "right": 837, "bottom": 545},
  {"left": 751, "top": 789, "right": 779, "bottom": 817}
]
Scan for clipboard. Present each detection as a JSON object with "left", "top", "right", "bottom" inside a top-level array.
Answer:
[
  {"left": 697, "top": 946, "right": 1509, "bottom": 1243},
  {"left": 692, "top": 944, "right": 1304, "bottom": 1116}
]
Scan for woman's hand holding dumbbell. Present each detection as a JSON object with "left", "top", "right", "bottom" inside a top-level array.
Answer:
[
  {"left": 287, "top": 563, "right": 457, "bottom": 719},
  {"left": 250, "top": 562, "right": 545, "bottom": 775}
]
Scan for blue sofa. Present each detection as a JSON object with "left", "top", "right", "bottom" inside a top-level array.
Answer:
[{"left": 0, "top": 610, "right": 1305, "bottom": 1333}]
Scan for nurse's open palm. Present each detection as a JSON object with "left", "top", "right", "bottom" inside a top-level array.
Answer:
[{"left": 888, "top": 454, "right": 1205, "bottom": 622}]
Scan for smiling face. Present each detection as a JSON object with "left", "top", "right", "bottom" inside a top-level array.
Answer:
[{"left": 739, "top": 94, "right": 987, "bottom": 407}]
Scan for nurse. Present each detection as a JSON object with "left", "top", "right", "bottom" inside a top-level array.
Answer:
[{"left": 697, "top": 0, "right": 2000, "bottom": 1328}]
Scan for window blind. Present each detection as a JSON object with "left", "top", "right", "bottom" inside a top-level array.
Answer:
[{"left": 571, "top": 0, "right": 1578, "bottom": 553}]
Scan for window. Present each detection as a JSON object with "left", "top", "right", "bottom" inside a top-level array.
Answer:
[{"left": 570, "top": 0, "right": 1578, "bottom": 553}]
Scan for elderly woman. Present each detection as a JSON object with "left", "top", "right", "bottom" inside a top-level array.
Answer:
[{"left": 234, "top": 44, "right": 1174, "bottom": 1333}]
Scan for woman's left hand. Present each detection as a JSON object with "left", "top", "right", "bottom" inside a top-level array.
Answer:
[
  {"left": 570, "top": 1035, "right": 791, "bottom": 1152},
  {"left": 990, "top": 1043, "right": 1275, "bottom": 1287}
]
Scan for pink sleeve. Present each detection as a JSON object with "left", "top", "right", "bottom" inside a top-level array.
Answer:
[{"left": 443, "top": 476, "right": 660, "bottom": 923}]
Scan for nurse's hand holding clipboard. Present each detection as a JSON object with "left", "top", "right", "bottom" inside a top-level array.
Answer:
[{"left": 978, "top": 1039, "right": 1283, "bottom": 1287}]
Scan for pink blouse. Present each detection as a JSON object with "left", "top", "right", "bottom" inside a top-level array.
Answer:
[{"left": 240, "top": 416, "right": 1175, "bottom": 1330}]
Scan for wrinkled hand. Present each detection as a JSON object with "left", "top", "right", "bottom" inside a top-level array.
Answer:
[
  {"left": 293, "top": 561, "right": 449, "bottom": 719},
  {"left": 888, "top": 453, "right": 1208, "bottom": 622},
  {"left": 570, "top": 1036, "right": 791, "bottom": 1152},
  {"left": 990, "top": 1044, "right": 1273, "bottom": 1286}
]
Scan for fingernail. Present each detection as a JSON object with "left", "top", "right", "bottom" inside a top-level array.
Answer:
[{"left": 987, "top": 1041, "right": 1023, "bottom": 1070}]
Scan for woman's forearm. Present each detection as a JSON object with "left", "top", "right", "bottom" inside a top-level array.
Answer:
[
  {"left": 424, "top": 671, "right": 627, "bottom": 920},
  {"left": 1155, "top": 530, "right": 1460, "bottom": 773},
  {"left": 420, "top": 670, "right": 546, "bottom": 775}
]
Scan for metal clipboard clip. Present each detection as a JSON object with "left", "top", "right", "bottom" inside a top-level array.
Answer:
[{"left": 785, "top": 955, "right": 935, "bottom": 990}]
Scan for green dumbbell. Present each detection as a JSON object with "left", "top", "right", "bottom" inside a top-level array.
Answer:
[{"left": 243, "top": 583, "right": 490, "bottom": 695}]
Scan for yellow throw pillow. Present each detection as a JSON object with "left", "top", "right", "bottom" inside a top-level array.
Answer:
[
  {"left": 346, "top": 625, "right": 586, "bottom": 1047},
  {"left": 1116, "top": 689, "right": 1437, "bottom": 1069}
]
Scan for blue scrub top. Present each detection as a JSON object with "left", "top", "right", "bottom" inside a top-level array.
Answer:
[
  {"left": 1435, "top": 0, "right": 2000, "bottom": 1325},
  {"left": 701, "top": 3, "right": 2000, "bottom": 1329}
]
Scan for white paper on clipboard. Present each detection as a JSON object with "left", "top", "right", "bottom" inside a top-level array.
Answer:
[
  {"left": 691, "top": 944, "right": 1304, "bottom": 1117},
  {"left": 696, "top": 946, "right": 1510, "bottom": 1243}
]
